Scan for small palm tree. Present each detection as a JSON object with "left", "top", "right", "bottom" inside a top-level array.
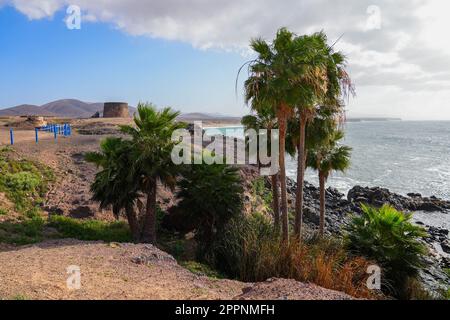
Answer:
[
  {"left": 120, "top": 102, "right": 186, "bottom": 243},
  {"left": 85, "top": 137, "right": 141, "bottom": 242},
  {"left": 345, "top": 204, "right": 427, "bottom": 299},
  {"left": 176, "top": 163, "right": 243, "bottom": 259},
  {"left": 307, "top": 130, "right": 351, "bottom": 236}
]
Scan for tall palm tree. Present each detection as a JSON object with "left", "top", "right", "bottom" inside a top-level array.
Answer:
[
  {"left": 121, "top": 103, "right": 186, "bottom": 243},
  {"left": 293, "top": 32, "right": 354, "bottom": 238},
  {"left": 307, "top": 130, "right": 351, "bottom": 236},
  {"left": 241, "top": 110, "right": 280, "bottom": 232},
  {"left": 244, "top": 28, "right": 313, "bottom": 243},
  {"left": 85, "top": 137, "right": 141, "bottom": 242}
]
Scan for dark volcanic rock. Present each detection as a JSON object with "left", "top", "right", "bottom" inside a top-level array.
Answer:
[
  {"left": 348, "top": 186, "right": 410, "bottom": 211},
  {"left": 281, "top": 178, "right": 354, "bottom": 235},
  {"left": 441, "top": 241, "right": 450, "bottom": 254},
  {"left": 347, "top": 186, "right": 450, "bottom": 213},
  {"left": 69, "top": 205, "right": 96, "bottom": 219}
]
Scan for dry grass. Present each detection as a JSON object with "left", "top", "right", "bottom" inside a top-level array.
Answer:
[
  {"left": 210, "top": 215, "right": 379, "bottom": 299},
  {"left": 253, "top": 238, "right": 376, "bottom": 299}
]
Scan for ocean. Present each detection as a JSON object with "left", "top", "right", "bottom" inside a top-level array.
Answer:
[
  {"left": 293, "top": 121, "right": 450, "bottom": 201},
  {"left": 206, "top": 121, "right": 450, "bottom": 200}
]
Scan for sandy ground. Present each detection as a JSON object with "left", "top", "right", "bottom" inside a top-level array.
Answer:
[
  {"left": 0, "top": 239, "right": 244, "bottom": 300},
  {"left": 0, "top": 239, "right": 354, "bottom": 300}
]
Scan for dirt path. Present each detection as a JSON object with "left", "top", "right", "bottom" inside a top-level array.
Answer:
[{"left": 0, "top": 239, "right": 354, "bottom": 300}]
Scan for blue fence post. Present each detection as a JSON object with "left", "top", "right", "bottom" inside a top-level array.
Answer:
[
  {"left": 9, "top": 128, "right": 14, "bottom": 145},
  {"left": 35, "top": 128, "right": 39, "bottom": 144},
  {"left": 54, "top": 126, "right": 57, "bottom": 142}
]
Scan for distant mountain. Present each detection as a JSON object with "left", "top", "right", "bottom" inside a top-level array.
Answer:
[
  {"left": 346, "top": 117, "right": 402, "bottom": 122},
  {"left": 177, "top": 112, "right": 241, "bottom": 121},
  {"left": 0, "top": 99, "right": 135, "bottom": 118},
  {"left": 0, "top": 104, "right": 57, "bottom": 116}
]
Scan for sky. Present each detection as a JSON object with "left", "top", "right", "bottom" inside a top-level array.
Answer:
[{"left": 1, "top": 0, "right": 450, "bottom": 120}]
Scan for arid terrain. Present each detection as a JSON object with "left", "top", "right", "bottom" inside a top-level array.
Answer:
[
  {"left": 0, "top": 116, "right": 354, "bottom": 300},
  {"left": 0, "top": 239, "right": 353, "bottom": 300}
]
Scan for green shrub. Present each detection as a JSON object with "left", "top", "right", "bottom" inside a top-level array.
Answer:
[
  {"left": 48, "top": 216, "right": 131, "bottom": 243},
  {"left": 444, "top": 268, "right": 450, "bottom": 278},
  {"left": 210, "top": 212, "right": 275, "bottom": 278},
  {"left": 0, "top": 151, "right": 54, "bottom": 214},
  {"left": 0, "top": 216, "right": 45, "bottom": 245},
  {"left": 175, "top": 163, "right": 243, "bottom": 257},
  {"left": 4, "top": 172, "right": 41, "bottom": 192},
  {"left": 0, "top": 208, "right": 7, "bottom": 215},
  {"left": 180, "top": 261, "right": 224, "bottom": 279},
  {"left": 345, "top": 204, "right": 428, "bottom": 299}
]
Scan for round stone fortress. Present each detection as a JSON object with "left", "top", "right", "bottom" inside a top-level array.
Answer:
[{"left": 103, "top": 102, "right": 129, "bottom": 118}]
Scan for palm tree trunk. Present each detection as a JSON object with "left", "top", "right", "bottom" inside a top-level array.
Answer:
[
  {"left": 294, "top": 112, "right": 307, "bottom": 238},
  {"left": 319, "top": 172, "right": 326, "bottom": 237},
  {"left": 125, "top": 204, "right": 140, "bottom": 243},
  {"left": 141, "top": 179, "right": 157, "bottom": 243},
  {"left": 277, "top": 108, "right": 289, "bottom": 244},
  {"left": 271, "top": 173, "right": 280, "bottom": 233}
]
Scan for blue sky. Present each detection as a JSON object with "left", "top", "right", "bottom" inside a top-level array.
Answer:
[
  {"left": 0, "top": 6, "right": 248, "bottom": 115},
  {"left": 1, "top": 1, "right": 450, "bottom": 119}
]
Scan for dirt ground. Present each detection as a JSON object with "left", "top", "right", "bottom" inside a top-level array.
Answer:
[{"left": 0, "top": 239, "right": 354, "bottom": 300}]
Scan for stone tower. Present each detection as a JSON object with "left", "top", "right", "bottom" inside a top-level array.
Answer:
[{"left": 103, "top": 102, "right": 129, "bottom": 118}]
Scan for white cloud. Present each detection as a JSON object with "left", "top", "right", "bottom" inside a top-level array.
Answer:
[
  {"left": 10, "top": 0, "right": 61, "bottom": 19},
  {"left": 2, "top": 0, "right": 450, "bottom": 118}
]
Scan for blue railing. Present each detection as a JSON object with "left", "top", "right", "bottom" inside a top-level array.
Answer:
[{"left": 8, "top": 123, "right": 72, "bottom": 145}]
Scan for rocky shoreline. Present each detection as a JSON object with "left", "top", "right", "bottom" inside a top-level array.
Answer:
[{"left": 277, "top": 175, "right": 450, "bottom": 295}]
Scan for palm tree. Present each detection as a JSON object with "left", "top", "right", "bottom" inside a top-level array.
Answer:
[
  {"left": 307, "top": 130, "right": 351, "bottom": 236},
  {"left": 85, "top": 137, "right": 141, "bottom": 242},
  {"left": 244, "top": 28, "right": 310, "bottom": 243},
  {"left": 241, "top": 110, "right": 280, "bottom": 232},
  {"left": 121, "top": 103, "right": 186, "bottom": 243},
  {"left": 293, "top": 32, "right": 354, "bottom": 238},
  {"left": 176, "top": 163, "right": 243, "bottom": 258}
]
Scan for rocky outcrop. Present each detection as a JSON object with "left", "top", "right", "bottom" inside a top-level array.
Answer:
[
  {"left": 278, "top": 177, "right": 359, "bottom": 234},
  {"left": 347, "top": 186, "right": 450, "bottom": 213}
]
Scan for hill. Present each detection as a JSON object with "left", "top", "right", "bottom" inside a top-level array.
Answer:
[
  {"left": 0, "top": 104, "right": 57, "bottom": 117},
  {"left": 0, "top": 99, "right": 135, "bottom": 118}
]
